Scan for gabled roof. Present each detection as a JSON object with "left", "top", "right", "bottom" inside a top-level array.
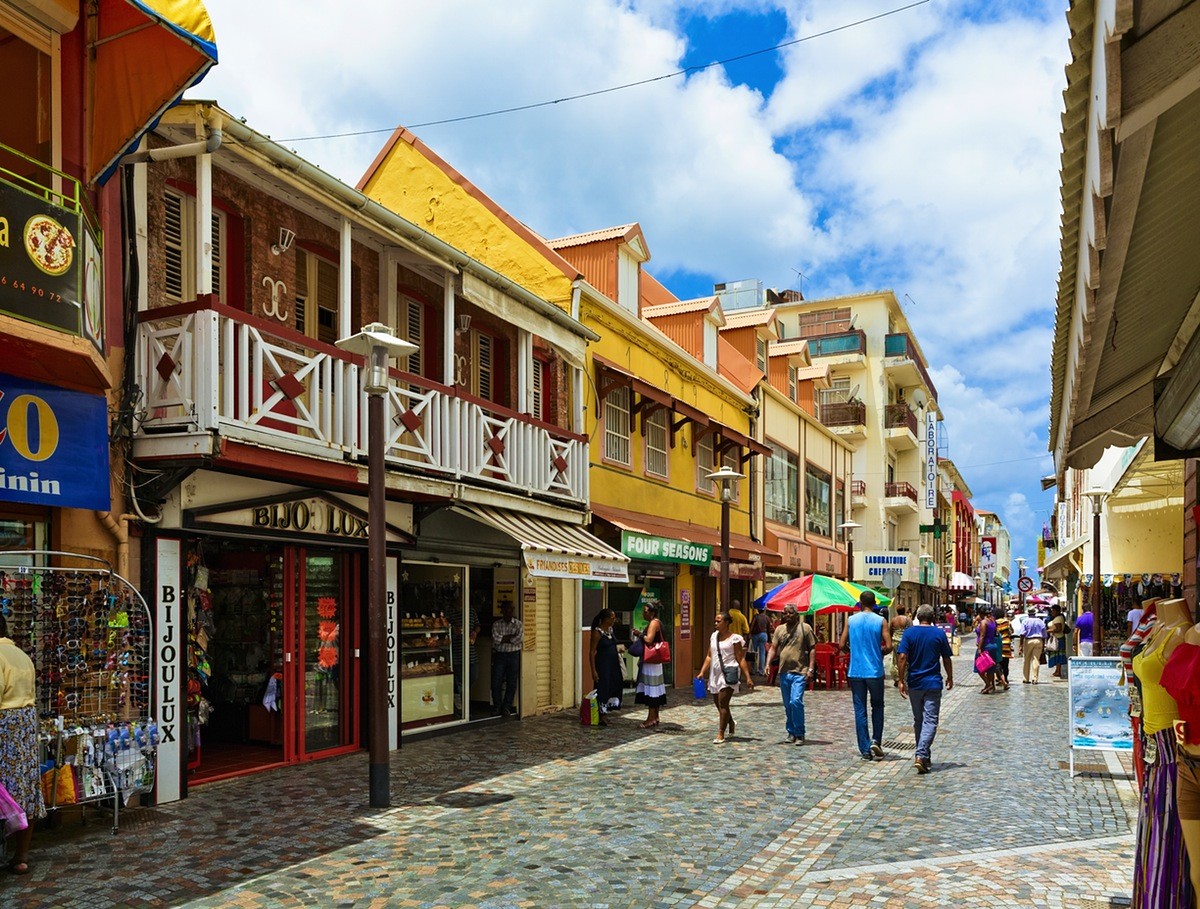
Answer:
[
  {"left": 793, "top": 364, "right": 829, "bottom": 383},
  {"left": 549, "top": 223, "right": 648, "bottom": 261},
  {"left": 643, "top": 296, "right": 724, "bottom": 324},
  {"left": 769, "top": 339, "right": 810, "bottom": 362},
  {"left": 722, "top": 308, "right": 778, "bottom": 334},
  {"left": 358, "top": 126, "right": 582, "bottom": 281}
]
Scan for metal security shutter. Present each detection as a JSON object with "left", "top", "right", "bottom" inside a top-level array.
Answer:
[{"left": 534, "top": 576, "right": 551, "bottom": 708}]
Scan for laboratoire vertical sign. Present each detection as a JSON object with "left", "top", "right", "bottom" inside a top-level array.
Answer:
[
  {"left": 924, "top": 412, "right": 938, "bottom": 510},
  {"left": 0, "top": 373, "right": 111, "bottom": 510}
]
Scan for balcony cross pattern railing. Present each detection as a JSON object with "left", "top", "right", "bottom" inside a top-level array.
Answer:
[{"left": 135, "top": 301, "right": 587, "bottom": 505}]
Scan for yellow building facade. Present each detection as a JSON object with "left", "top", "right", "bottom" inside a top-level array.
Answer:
[{"left": 361, "top": 134, "right": 767, "bottom": 692}]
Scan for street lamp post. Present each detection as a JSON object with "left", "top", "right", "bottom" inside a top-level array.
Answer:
[
  {"left": 337, "top": 322, "right": 418, "bottom": 809},
  {"left": 1086, "top": 488, "right": 1108, "bottom": 656},
  {"left": 707, "top": 466, "right": 743, "bottom": 613},
  {"left": 838, "top": 521, "right": 862, "bottom": 585},
  {"left": 1017, "top": 557, "right": 1027, "bottom": 612}
]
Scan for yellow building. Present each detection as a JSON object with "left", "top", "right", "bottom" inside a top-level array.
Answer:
[{"left": 361, "top": 135, "right": 770, "bottom": 691}]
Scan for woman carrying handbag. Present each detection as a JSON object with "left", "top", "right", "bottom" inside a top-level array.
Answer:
[
  {"left": 634, "top": 602, "right": 668, "bottom": 729},
  {"left": 696, "top": 611, "right": 754, "bottom": 744}
]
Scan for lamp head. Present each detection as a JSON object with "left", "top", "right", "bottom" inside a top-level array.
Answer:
[
  {"left": 706, "top": 465, "right": 743, "bottom": 502},
  {"left": 336, "top": 323, "right": 418, "bottom": 394}
]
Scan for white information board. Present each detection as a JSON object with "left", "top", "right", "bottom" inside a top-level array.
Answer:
[{"left": 1067, "top": 656, "right": 1132, "bottom": 776}]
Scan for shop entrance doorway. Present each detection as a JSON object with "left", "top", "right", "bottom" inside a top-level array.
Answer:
[{"left": 190, "top": 541, "right": 360, "bottom": 785}]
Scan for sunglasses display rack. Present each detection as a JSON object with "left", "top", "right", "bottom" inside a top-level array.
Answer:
[{"left": 0, "top": 551, "right": 156, "bottom": 834}]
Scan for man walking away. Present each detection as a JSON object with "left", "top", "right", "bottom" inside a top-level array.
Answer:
[
  {"left": 839, "top": 590, "right": 893, "bottom": 760},
  {"left": 897, "top": 604, "right": 954, "bottom": 773},
  {"left": 751, "top": 605, "right": 772, "bottom": 677},
  {"left": 728, "top": 599, "right": 751, "bottom": 640},
  {"left": 769, "top": 604, "right": 817, "bottom": 744},
  {"left": 1021, "top": 606, "right": 1046, "bottom": 684},
  {"left": 1075, "top": 608, "right": 1095, "bottom": 657},
  {"left": 491, "top": 602, "right": 523, "bottom": 716}
]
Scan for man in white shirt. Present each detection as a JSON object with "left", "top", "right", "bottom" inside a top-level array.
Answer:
[
  {"left": 1126, "top": 604, "right": 1144, "bottom": 638},
  {"left": 1010, "top": 608, "right": 1027, "bottom": 651}
]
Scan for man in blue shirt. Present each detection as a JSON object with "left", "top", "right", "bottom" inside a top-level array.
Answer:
[
  {"left": 1074, "top": 608, "right": 1094, "bottom": 657},
  {"left": 897, "top": 604, "right": 954, "bottom": 774},
  {"left": 838, "top": 590, "right": 893, "bottom": 761}
]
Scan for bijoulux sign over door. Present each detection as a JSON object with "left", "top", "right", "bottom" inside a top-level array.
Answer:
[
  {"left": 621, "top": 531, "right": 712, "bottom": 565},
  {"left": 185, "top": 493, "right": 412, "bottom": 545}
]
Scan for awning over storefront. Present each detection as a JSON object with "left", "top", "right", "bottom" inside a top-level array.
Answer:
[
  {"left": 947, "top": 571, "right": 975, "bottom": 591},
  {"left": 592, "top": 503, "right": 779, "bottom": 566},
  {"left": 90, "top": 0, "right": 219, "bottom": 182},
  {"left": 1042, "top": 536, "right": 1089, "bottom": 580},
  {"left": 454, "top": 505, "right": 629, "bottom": 583}
]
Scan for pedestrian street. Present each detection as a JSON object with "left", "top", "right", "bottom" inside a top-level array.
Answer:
[{"left": 13, "top": 653, "right": 1136, "bottom": 909}]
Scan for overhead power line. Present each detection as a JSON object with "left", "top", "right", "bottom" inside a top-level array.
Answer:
[{"left": 274, "top": 0, "right": 933, "bottom": 144}]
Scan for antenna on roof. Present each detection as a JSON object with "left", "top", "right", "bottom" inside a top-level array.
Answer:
[
  {"left": 904, "top": 293, "right": 918, "bottom": 308},
  {"left": 790, "top": 267, "right": 806, "bottom": 297}
]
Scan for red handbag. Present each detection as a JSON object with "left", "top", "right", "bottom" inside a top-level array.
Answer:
[{"left": 643, "top": 639, "right": 671, "bottom": 664}]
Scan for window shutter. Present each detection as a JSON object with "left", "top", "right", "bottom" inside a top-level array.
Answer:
[
  {"left": 164, "top": 191, "right": 185, "bottom": 302},
  {"left": 403, "top": 299, "right": 423, "bottom": 377},
  {"left": 531, "top": 358, "right": 544, "bottom": 419},
  {"left": 210, "top": 210, "right": 223, "bottom": 298},
  {"left": 473, "top": 330, "right": 493, "bottom": 400},
  {"left": 294, "top": 249, "right": 309, "bottom": 335},
  {"left": 315, "top": 257, "right": 338, "bottom": 344}
]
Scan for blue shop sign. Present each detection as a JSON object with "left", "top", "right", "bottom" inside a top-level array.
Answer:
[{"left": 0, "top": 373, "right": 110, "bottom": 510}]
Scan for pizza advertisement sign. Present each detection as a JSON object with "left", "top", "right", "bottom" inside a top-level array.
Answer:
[{"left": 0, "top": 179, "right": 103, "bottom": 352}]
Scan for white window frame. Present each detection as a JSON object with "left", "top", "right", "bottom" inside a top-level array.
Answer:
[
  {"left": 787, "top": 366, "right": 797, "bottom": 402},
  {"left": 765, "top": 443, "right": 798, "bottom": 526},
  {"left": 294, "top": 247, "right": 338, "bottom": 344},
  {"left": 603, "top": 385, "right": 631, "bottom": 466},
  {"left": 617, "top": 249, "right": 639, "bottom": 315},
  {"left": 164, "top": 188, "right": 225, "bottom": 304},
  {"left": 702, "top": 320, "right": 718, "bottom": 369},
  {"left": 644, "top": 406, "right": 668, "bottom": 479},
  {"left": 820, "top": 375, "right": 852, "bottom": 407}
]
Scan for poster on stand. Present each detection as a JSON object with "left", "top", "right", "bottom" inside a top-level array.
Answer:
[{"left": 1067, "top": 657, "right": 1132, "bottom": 773}]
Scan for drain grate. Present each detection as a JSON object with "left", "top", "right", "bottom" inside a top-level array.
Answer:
[
  {"left": 434, "top": 791, "right": 514, "bottom": 808},
  {"left": 881, "top": 740, "right": 916, "bottom": 752},
  {"left": 1075, "top": 896, "right": 1131, "bottom": 909}
]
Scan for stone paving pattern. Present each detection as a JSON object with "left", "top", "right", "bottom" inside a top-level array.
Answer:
[{"left": 3, "top": 654, "right": 1139, "bottom": 908}]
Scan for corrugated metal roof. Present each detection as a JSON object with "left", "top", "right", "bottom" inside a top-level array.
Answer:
[
  {"left": 723, "top": 308, "right": 776, "bottom": 328},
  {"left": 643, "top": 296, "right": 721, "bottom": 318},
  {"left": 770, "top": 339, "right": 809, "bottom": 357},
  {"left": 549, "top": 224, "right": 639, "bottom": 249}
]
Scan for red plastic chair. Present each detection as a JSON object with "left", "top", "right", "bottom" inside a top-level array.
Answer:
[
  {"left": 813, "top": 647, "right": 837, "bottom": 690},
  {"left": 832, "top": 652, "right": 850, "bottom": 689}
]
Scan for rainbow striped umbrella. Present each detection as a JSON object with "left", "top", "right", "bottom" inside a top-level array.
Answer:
[{"left": 753, "top": 574, "right": 892, "bottom": 614}]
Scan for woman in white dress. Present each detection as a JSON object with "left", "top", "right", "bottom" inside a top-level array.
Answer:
[{"left": 696, "top": 611, "right": 754, "bottom": 744}]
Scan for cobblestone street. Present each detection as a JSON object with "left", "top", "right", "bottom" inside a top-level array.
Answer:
[{"left": 7, "top": 654, "right": 1137, "bottom": 908}]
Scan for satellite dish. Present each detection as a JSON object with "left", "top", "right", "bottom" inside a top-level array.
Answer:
[
  {"left": 848, "top": 314, "right": 858, "bottom": 330},
  {"left": 911, "top": 388, "right": 928, "bottom": 410}
]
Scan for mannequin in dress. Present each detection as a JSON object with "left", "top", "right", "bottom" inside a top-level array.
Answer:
[
  {"left": 1131, "top": 599, "right": 1194, "bottom": 909},
  {"left": 1162, "top": 612, "right": 1200, "bottom": 909}
]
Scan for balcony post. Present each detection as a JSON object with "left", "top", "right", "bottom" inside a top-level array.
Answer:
[{"left": 195, "top": 152, "right": 213, "bottom": 297}]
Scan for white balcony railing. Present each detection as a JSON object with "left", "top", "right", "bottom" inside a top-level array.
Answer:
[{"left": 135, "top": 301, "right": 588, "bottom": 505}]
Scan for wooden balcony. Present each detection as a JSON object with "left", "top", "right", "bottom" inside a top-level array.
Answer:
[
  {"left": 883, "top": 403, "right": 919, "bottom": 450},
  {"left": 883, "top": 481, "right": 919, "bottom": 514},
  {"left": 850, "top": 479, "right": 868, "bottom": 510},
  {"left": 818, "top": 400, "right": 867, "bottom": 441},
  {"left": 133, "top": 300, "right": 588, "bottom": 505}
]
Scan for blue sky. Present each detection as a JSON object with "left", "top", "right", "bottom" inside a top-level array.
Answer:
[{"left": 190, "top": 0, "right": 1069, "bottom": 574}]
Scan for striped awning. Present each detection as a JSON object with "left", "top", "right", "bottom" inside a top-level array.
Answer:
[
  {"left": 90, "top": 0, "right": 219, "bottom": 182},
  {"left": 947, "top": 571, "right": 976, "bottom": 591},
  {"left": 453, "top": 505, "right": 629, "bottom": 583}
]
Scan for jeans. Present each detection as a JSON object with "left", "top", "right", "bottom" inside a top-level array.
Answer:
[
  {"left": 779, "top": 671, "right": 808, "bottom": 739},
  {"left": 848, "top": 676, "right": 885, "bottom": 756},
  {"left": 491, "top": 650, "right": 520, "bottom": 712},
  {"left": 752, "top": 632, "right": 770, "bottom": 674},
  {"left": 908, "top": 687, "right": 943, "bottom": 761}
]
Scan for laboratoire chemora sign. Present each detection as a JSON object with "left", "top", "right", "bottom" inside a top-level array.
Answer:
[
  {"left": 0, "top": 373, "right": 111, "bottom": 511},
  {"left": 0, "top": 179, "right": 104, "bottom": 351}
]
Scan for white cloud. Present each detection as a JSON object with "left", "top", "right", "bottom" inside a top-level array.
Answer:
[{"left": 191, "top": 0, "right": 1068, "bottom": 559}]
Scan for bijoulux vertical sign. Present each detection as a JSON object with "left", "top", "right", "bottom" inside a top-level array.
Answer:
[{"left": 155, "top": 539, "right": 182, "bottom": 803}]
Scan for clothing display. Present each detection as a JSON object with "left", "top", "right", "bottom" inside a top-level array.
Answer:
[
  {"left": 1161, "top": 643, "right": 1200, "bottom": 747},
  {"left": 1130, "top": 609, "right": 1195, "bottom": 909}
]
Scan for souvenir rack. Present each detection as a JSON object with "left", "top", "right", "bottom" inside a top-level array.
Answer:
[{"left": 0, "top": 551, "right": 157, "bottom": 833}]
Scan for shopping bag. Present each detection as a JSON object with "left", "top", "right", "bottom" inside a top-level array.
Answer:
[
  {"left": 0, "top": 783, "right": 28, "bottom": 836},
  {"left": 41, "top": 765, "right": 77, "bottom": 806},
  {"left": 644, "top": 640, "right": 671, "bottom": 664},
  {"left": 973, "top": 651, "right": 996, "bottom": 675},
  {"left": 579, "top": 690, "right": 601, "bottom": 726}
]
